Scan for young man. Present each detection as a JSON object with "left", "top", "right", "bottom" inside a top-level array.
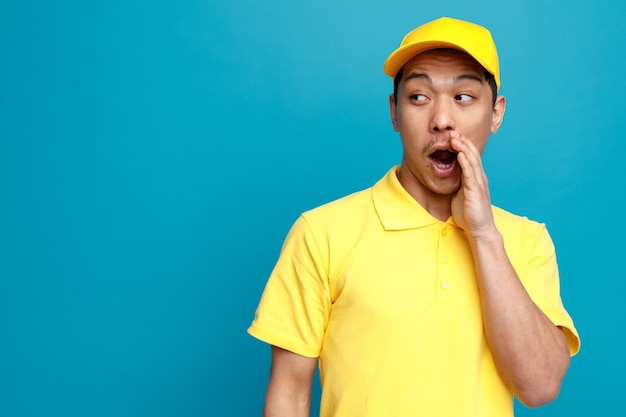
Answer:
[{"left": 248, "top": 17, "right": 580, "bottom": 417}]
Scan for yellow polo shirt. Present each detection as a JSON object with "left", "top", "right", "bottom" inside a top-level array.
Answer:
[{"left": 248, "top": 166, "right": 580, "bottom": 417}]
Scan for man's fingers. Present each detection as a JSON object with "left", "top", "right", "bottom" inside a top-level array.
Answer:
[{"left": 451, "top": 133, "right": 486, "bottom": 188}]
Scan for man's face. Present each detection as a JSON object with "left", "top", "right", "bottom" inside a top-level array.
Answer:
[{"left": 389, "top": 49, "right": 505, "bottom": 200}]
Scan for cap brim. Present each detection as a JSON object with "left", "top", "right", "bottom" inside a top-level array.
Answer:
[{"left": 384, "top": 40, "right": 479, "bottom": 78}]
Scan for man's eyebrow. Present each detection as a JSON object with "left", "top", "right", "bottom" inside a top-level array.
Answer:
[
  {"left": 455, "top": 74, "right": 484, "bottom": 84},
  {"left": 403, "top": 72, "right": 431, "bottom": 84}
]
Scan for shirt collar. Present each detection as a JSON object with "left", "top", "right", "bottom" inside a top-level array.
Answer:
[{"left": 372, "top": 166, "right": 456, "bottom": 231}]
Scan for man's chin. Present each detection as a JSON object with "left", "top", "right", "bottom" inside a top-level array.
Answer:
[{"left": 429, "top": 181, "right": 461, "bottom": 197}]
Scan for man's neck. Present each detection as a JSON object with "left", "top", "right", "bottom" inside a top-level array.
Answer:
[{"left": 396, "top": 168, "right": 453, "bottom": 222}]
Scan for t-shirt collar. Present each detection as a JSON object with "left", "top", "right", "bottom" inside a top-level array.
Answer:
[{"left": 372, "top": 166, "right": 456, "bottom": 230}]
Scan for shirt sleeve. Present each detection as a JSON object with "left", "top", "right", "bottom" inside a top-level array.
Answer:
[
  {"left": 521, "top": 224, "right": 581, "bottom": 356},
  {"left": 247, "top": 215, "right": 331, "bottom": 358}
]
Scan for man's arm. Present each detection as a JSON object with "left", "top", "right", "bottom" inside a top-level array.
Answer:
[
  {"left": 468, "top": 230, "right": 570, "bottom": 407},
  {"left": 450, "top": 131, "right": 570, "bottom": 407},
  {"left": 262, "top": 346, "right": 317, "bottom": 417}
]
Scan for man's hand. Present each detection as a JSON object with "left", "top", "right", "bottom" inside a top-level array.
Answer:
[{"left": 449, "top": 131, "right": 497, "bottom": 240}]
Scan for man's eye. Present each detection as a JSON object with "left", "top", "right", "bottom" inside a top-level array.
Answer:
[
  {"left": 410, "top": 94, "right": 428, "bottom": 102},
  {"left": 455, "top": 94, "right": 473, "bottom": 102}
]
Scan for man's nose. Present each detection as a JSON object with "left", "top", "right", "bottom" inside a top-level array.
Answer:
[{"left": 430, "top": 99, "right": 455, "bottom": 132}]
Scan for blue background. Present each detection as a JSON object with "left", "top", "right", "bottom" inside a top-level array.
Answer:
[{"left": 1, "top": 0, "right": 622, "bottom": 415}]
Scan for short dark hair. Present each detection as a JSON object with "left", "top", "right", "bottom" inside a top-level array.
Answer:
[{"left": 392, "top": 59, "right": 498, "bottom": 107}]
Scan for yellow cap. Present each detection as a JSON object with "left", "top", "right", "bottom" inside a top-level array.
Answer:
[{"left": 383, "top": 17, "right": 500, "bottom": 90}]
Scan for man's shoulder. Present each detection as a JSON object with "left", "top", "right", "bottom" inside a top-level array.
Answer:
[
  {"left": 284, "top": 185, "right": 381, "bottom": 256},
  {"left": 300, "top": 167, "right": 397, "bottom": 223},
  {"left": 492, "top": 205, "right": 550, "bottom": 245},
  {"left": 303, "top": 186, "right": 374, "bottom": 223},
  {"left": 493, "top": 205, "right": 545, "bottom": 228}
]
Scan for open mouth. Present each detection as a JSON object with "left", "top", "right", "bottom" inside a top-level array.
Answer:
[{"left": 429, "top": 149, "right": 458, "bottom": 170}]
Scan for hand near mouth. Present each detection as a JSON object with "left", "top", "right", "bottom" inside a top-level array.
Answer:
[{"left": 449, "top": 131, "right": 498, "bottom": 241}]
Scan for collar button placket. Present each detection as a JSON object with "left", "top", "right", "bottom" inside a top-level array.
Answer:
[{"left": 435, "top": 224, "right": 454, "bottom": 316}]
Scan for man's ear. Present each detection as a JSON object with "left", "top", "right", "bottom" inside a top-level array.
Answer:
[
  {"left": 490, "top": 95, "right": 506, "bottom": 134},
  {"left": 389, "top": 94, "right": 399, "bottom": 132}
]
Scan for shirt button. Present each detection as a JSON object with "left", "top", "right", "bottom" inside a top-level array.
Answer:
[
  {"left": 440, "top": 255, "right": 448, "bottom": 263},
  {"left": 441, "top": 281, "right": 450, "bottom": 289},
  {"left": 441, "top": 228, "right": 448, "bottom": 236}
]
